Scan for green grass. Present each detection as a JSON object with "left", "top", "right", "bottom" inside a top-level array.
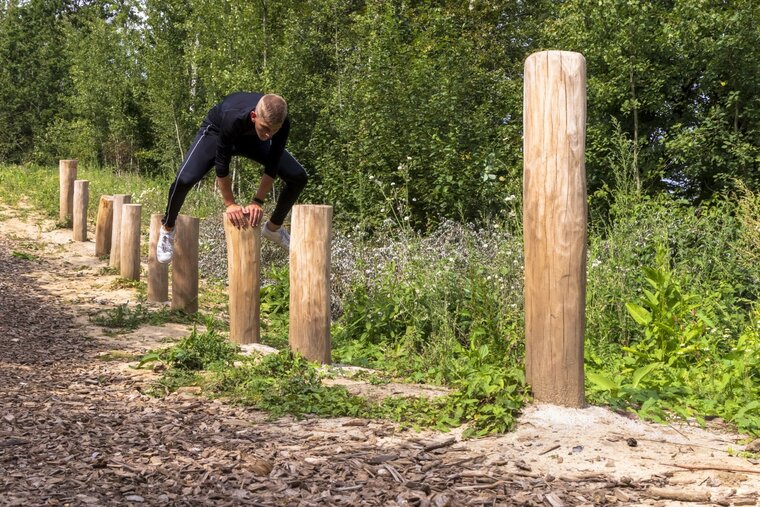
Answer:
[
  {"left": 0, "top": 163, "right": 221, "bottom": 230},
  {"left": 90, "top": 303, "right": 197, "bottom": 332},
  {"left": 2, "top": 161, "right": 758, "bottom": 437}
]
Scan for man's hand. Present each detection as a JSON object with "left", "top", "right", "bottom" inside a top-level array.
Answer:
[
  {"left": 225, "top": 204, "right": 247, "bottom": 228},
  {"left": 243, "top": 203, "right": 263, "bottom": 227}
]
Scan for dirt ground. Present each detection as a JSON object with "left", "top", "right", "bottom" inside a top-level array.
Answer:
[{"left": 0, "top": 203, "right": 758, "bottom": 506}]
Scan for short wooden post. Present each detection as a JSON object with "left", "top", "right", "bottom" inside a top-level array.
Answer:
[
  {"left": 172, "top": 214, "right": 199, "bottom": 313},
  {"left": 120, "top": 204, "right": 142, "bottom": 281},
  {"left": 523, "top": 50, "right": 587, "bottom": 407},
  {"left": 58, "top": 159, "right": 77, "bottom": 224},
  {"left": 148, "top": 214, "right": 169, "bottom": 302},
  {"left": 289, "top": 205, "right": 332, "bottom": 364},
  {"left": 95, "top": 196, "right": 114, "bottom": 257},
  {"left": 224, "top": 216, "right": 261, "bottom": 344},
  {"left": 109, "top": 194, "right": 132, "bottom": 268},
  {"left": 72, "top": 180, "right": 89, "bottom": 242}
]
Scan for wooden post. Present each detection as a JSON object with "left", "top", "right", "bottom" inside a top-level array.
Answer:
[
  {"left": 523, "top": 50, "right": 587, "bottom": 407},
  {"left": 72, "top": 180, "right": 89, "bottom": 242},
  {"left": 95, "top": 195, "right": 114, "bottom": 257},
  {"left": 172, "top": 214, "right": 199, "bottom": 313},
  {"left": 109, "top": 194, "right": 132, "bottom": 268},
  {"left": 224, "top": 216, "right": 261, "bottom": 344},
  {"left": 148, "top": 214, "right": 169, "bottom": 302},
  {"left": 58, "top": 159, "right": 77, "bottom": 224},
  {"left": 289, "top": 205, "right": 332, "bottom": 364},
  {"left": 120, "top": 204, "right": 142, "bottom": 281}
]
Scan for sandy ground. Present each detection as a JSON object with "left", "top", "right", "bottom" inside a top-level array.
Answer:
[{"left": 0, "top": 203, "right": 758, "bottom": 506}]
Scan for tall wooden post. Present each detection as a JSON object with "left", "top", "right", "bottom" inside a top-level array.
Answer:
[
  {"left": 95, "top": 196, "right": 114, "bottom": 258},
  {"left": 110, "top": 194, "right": 132, "bottom": 268},
  {"left": 58, "top": 159, "right": 77, "bottom": 224},
  {"left": 289, "top": 205, "right": 332, "bottom": 364},
  {"left": 224, "top": 216, "right": 261, "bottom": 344},
  {"left": 72, "top": 180, "right": 89, "bottom": 242},
  {"left": 172, "top": 214, "right": 199, "bottom": 313},
  {"left": 120, "top": 204, "right": 142, "bottom": 281},
  {"left": 148, "top": 214, "right": 169, "bottom": 302},
  {"left": 523, "top": 50, "right": 587, "bottom": 407}
]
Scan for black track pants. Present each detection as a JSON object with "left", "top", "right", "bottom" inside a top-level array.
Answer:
[{"left": 162, "top": 122, "right": 307, "bottom": 229}]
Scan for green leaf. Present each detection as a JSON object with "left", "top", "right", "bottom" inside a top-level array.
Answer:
[
  {"left": 631, "top": 362, "right": 661, "bottom": 388},
  {"left": 587, "top": 371, "right": 619, "bottom": 391},
  {"left": 626, "top": 303, "right": 652, "bottom": 325},
  {"left": 733, "top": 400, "right": 760, "bottom": 422}
]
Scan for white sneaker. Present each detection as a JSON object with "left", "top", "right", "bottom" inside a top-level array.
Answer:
[
  {"left": 262, "top": 221, "right": 290, "bottom": 251},
  {"left": 156, "top": 226, "right": 175, "bottom": 264}
]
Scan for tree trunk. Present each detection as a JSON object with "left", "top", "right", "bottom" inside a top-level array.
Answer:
[
  {"left": 172, "top": 214, "right": 199, "bottom": 313},
  {"left": 59, "top": 159, "right": 77, "bottom": 224},
  {"left": 72, "top": 180, "right": 89, "bottom": 242},
  {"left": 289, "top": 205, "right": 333, "bottom": 364},
  {"left": 523, "top": 50, "right": 587, "bottom": 407},
  {"left": 224, "top": 216, "right": 261, "bottom": 344},
  {"left": 120, "top": 204, "right": 142, "bottom": 281},
  {"left": 95, "top": 195, "right": 113, "bottom": 257},
  {"left": 110, "top": 194, "right": 132, "bottom": 268},
  {"left": 148, "top": 213, "right": 169, "bottom": 302}
]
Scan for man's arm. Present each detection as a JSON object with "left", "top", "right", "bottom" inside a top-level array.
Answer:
[
  {"left": 217, "top": 175, "right": 248, "bottom": 228},
  {"left": 216, "top": 175, "right": 237, "bottom": 207},
  {"left": 243, "top": 174, "right": 275, "bottom": 227}
]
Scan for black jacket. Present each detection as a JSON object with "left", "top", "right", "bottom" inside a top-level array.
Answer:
[{"left": 206, "top": 92, "right": 290, "bottom": 179}]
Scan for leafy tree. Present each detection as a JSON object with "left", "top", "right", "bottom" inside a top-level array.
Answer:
[
  {"left": 0, "top": 0, "right": 71, "bottom": 163},
  {"left": 545, "top": 0, "right": 760, "bottom": 200}
]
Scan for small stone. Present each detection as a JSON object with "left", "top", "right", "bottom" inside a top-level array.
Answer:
[
  {"left": 124, "top": 495, "right": 144, "bottom": 503},
  {"left": 626, "top": 438, "right": 638, "bottom": 447}
]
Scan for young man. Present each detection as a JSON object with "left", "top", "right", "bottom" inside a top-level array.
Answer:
[{"left": 157, "top": 92, "right": 307, "bottom": 263}]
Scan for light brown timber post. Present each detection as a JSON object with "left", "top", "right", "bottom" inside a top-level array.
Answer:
[
  {"left": 224, "top": 216, "right": 261, "bottom": 344},
  {"left": 120, "top": 204, "right": 142, "bottom": 281},
  {"left": 172, "top": 214, "right": 199, "bottom": 313},
  {"left": 72, "top": 180, "right": 89, "bottom": 242},
  {"left": 58, "top": 159, "right": 77, "bottom": 224},
  {"left": 95, "top": 195, "right": 114, "bottom": 257},
  {"left": 110, "top": 194, "right": 132, "bottom": 268},
  {"left": 148, "top": 214, "right": 169, "bottom": 302},
  {"left": 289, "top": 205, "right": 333, "bottom": 364},
  {"left": 523, "top": 50, "right": 587, "bottom": 407}
]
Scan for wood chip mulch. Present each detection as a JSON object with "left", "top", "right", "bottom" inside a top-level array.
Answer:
[{"left": 0, "top": 240, "right": 653, "bottom": 506}]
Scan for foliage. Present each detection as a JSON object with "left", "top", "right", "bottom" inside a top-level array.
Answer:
[
  {"left": 90, "top": 303, "right": 195, "bottom": 332},
  {"left": 258, "top": 265, "right": 290, "bottom": 349},
  {"left": 587, "top": 256, "right": 759, "bottom": 435},
  {"left": 546, "top": 0, "right": 760, "bottom": 200},
  {"left": 140, "top": 321, "right": 238, "bottom": 371}
]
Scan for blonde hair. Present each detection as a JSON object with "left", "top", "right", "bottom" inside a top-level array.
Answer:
[{"left": 256, "top": 94, "right": 288, "bottom": 127}]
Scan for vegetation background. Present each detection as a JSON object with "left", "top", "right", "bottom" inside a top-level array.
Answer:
[{"left": 0, "top": 0, "right": 758, "bottom": 437}]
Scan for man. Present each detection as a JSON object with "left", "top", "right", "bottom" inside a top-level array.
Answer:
[{"left": 157, "top": 92, "right": 307, "bottom": 263}]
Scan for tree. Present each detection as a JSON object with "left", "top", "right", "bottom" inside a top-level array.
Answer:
[{"left": 0, "top": 0, "right": 71, "bottom": 163}]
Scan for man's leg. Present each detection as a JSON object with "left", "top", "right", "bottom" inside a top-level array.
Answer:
[
  {"left": 269, "top": 150, "right": 308, "bottom": 226},
  {"left": 157, "top": 124, "right": 216, "bottom": 263},
  {"left": 162, "top": 124, "right": 217, "bottom": 229}
]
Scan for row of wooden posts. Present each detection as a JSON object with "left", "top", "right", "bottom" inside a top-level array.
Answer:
[
  {"left": 58, "top": 159, "right": 332, "bottom": 364},
  {"left": 57, "top": 50, "right": 589, "bottom": 408}
]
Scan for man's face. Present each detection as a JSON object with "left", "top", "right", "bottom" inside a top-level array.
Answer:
[{"left": 250, "top": 109, "right": 280, "bottom": 141}]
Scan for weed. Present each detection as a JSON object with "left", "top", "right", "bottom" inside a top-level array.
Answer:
[
  {"left": 11, "top": 251, "right": 38, "bottom": 261},
  {"left": 139, "top": 324, "right": 238, "bottom": 371},
  {"left": 90, "top": 303, "right": 195, "bottom": 331},
  {"left": 98, "top": 266, "right": 119, "bottom": 276}
]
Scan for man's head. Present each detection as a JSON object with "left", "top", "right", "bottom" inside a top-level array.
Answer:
[{"left": 251, "top": 94, "right": 288, "bottom": 141}]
